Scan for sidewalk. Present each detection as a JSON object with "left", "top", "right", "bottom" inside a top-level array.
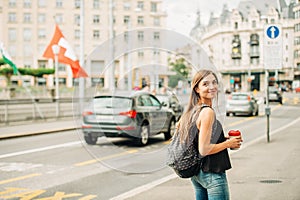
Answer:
[
  {"left": 1, "top": 118, "right": 299, "bottom": 200},
  {"left": 0, "top": 119, "right": 79, "bottom": 139},
  {"left": 124, "top": 117, "right": 300, "bottom": 200}
]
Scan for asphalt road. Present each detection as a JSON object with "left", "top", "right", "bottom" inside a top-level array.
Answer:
[{"left": 0, "top": 98, "right": 299, "bottom": 199}]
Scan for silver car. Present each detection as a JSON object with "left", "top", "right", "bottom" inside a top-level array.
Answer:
[
  {"left": 81, "top": 91, "right": 176, "bottom": 146},
  {"left": 226, "top": 92, "right": 259, "bottom": 116}
]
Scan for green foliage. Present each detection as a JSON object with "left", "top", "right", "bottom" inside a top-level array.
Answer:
[
  {"left": 0, "top": 67, "right": 54, "bottom": 77},
  {"left": 169, "top": 57, "right": 189, "bottom": 79},
  {"left": 19, "top": 68, "right": 55, "bottom": 77},
  {"left": 0, "top": 58, "right": 5, "bottom": 66},
  {"left": 168, "top": 57, "right": 190, "bottom": 88}
]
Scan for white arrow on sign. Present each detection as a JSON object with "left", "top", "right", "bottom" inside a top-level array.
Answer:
[{"left": 270, "top": 26, "right": 276, "bottom": 39}]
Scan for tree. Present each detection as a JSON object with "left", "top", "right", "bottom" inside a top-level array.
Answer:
[
  {"left": 0, "top": 67, "right": 55, "bottom": 86},
  {"left": 168, "top": 57, "right": 190, "bottom": 88}
]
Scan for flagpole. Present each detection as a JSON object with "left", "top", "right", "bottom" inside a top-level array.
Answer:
[
  {"left": 79, "top": 0, "right": 85, "bottom": 114},
  {"left": 52, "top": 44, "right": 60, "bottom": 118},
  {"left": 109, "top": 0, "right": 115, "bottom": 91}
]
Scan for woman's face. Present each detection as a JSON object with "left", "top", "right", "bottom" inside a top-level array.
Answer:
[{"left": 195, "top": 74, "right": 218, "bottom": 100}]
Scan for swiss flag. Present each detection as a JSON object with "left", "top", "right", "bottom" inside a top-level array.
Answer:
[{"left": 43, "top": 25, "right": 88, "bottom": 78}]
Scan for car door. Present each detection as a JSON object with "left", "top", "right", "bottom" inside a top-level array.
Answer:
[{"left": 148, "top": 95, "right": 169, "bottom": 134}]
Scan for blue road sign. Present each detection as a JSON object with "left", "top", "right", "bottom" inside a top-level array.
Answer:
[{"left": 266, "top": 26, "right": 280, "bottom": 39}]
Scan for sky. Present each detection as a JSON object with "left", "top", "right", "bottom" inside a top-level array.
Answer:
[
  {"left": 163, "top": 0, "right": 291, "bottom": 37},
  {"left": 163, "top": 0, "right": 242, "bottom": 36}
]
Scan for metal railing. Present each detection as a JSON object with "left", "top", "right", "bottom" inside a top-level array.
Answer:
[{"left": 0, "top": 98, "right": 88, "bottom": 126}]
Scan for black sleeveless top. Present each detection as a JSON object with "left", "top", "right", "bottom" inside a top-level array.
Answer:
[{"left": 192, "top": 108, "right": 231, "bottom": 173}]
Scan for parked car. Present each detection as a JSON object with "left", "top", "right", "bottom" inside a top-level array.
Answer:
[
  {"left": 226, "top": 92, "right": 259, "bottom": 116},
  {"left": 81, "top": 91, "right": 176, "bottom": 146},
  {"left": 155, "top": 94, "right": 184, "bottom": 121},
  {"left": 268, "top": 86, "right": 283, "bottom": 104}
]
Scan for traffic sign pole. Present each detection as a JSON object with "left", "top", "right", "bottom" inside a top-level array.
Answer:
[{"left": 263, "top": 24, "right": 282, "bottom": 143}]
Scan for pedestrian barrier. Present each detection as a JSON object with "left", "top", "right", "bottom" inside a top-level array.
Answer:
[{"left": 0, "top": 98, "right": 89, "bottom": 125}]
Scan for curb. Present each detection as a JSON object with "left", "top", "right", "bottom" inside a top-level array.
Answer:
[{"left": 0, "top": 126, "right": 79, "bottom": 140}]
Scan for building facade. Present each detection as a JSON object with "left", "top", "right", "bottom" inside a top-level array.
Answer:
[
  {"left": 0, "top": 0, "right": 169, "bottom": 90},
  {"left": 191, "top": 0, "right": 296, "bottom": 92},
  {"left": 294, "top": 0, "right": 300, "bottom": 86}
]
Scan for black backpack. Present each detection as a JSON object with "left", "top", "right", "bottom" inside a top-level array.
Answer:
[{"left": 166, "top": 105, "right": 209, "bottom": 178}]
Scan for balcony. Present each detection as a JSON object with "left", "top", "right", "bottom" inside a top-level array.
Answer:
[
  {"left": 231, "top": 52, "right": 242, "bottom": 59},
  {"left": 250, "top": 51, "right": 260, "bottom": 58}
]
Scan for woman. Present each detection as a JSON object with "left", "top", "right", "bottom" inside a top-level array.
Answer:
[{"left": 178, "top": 69, "right": 242, "bottom": 200}]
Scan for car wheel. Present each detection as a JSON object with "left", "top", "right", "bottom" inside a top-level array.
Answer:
[
  {"left": 136, "top": 124, "right": 149, "bottom": 146},
  {"left": 84, "top": 134, "right": 98, "bottom": 145},
  {"left": 164, "top": 119, "right": 176, "bottom": 141}
]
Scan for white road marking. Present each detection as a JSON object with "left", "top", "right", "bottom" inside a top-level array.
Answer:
[{"left": 0, "top": 141, "right": 81, "bottom": 159}]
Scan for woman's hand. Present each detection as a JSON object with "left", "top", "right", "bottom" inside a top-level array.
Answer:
[{"left": 225, "top": 136, "right": 243, "bottom": 149}]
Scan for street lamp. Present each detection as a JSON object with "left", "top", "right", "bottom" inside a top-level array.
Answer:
[{"left": 52, "top": 44, "right": 60, "bottom": 117}]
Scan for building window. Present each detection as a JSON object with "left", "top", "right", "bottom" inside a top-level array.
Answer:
[
  {"left": 38, "top": 0, "right": 46, "bottom": 7},
  {"left": 75, "top": 0, "right": 80, "bottom": 8},
  {"left": 93, "top": 15, "right": 100, "bottom": 24},
  {"left": 93, "top": 0, "right": 100, "bottom": 9},
  {"left": 9, "top": 0, "right": 17, "bottom": 7},
  {"left": 23, "top": 28, "right": 32, "bottom": 41},
  {"left": 153, "top": 17, "right": 160, "bottom": 26},
  {"left": 8, "top": 13, "right": 17, "bottom": 23},
  {"left": 93, "top": 30, "right": 100, "bottom": 39},
  {"left": 151, "top": 2, "right": 157, "bottom": 12},
  {"left": 137, "top": 1, "right": 144, "bottom": 10},
  {"left": 24, "top": 45, "right": 32, "bottom": 57},
  {"left": 231, "top": 35, "right": 241, "bottom": 59},
  {"left": 23, "top": 0, "right": 31, "bottom": 8},
  {"left": 138, "top": 31, "right": 144, "bottom": 41},
  {"left": 38, "top": 13, "right": 46, "bottom": 23},
  {"left": 124, "top": 31, "right": 129, "bottom": 41},
  {"left": 154, "top": 32, "right": 160, "bottom": 40},
  {"left": 270, "top": 18, "right": 275, "bottom": 23},
  {"left": 251, "top": 20, "right": 256, "bottom": 28},
  {"left": 137, "top": 16, "right": 144, "bottom": 25},
  {"left": 8, "top": 28, "right": 17, "bottom": 41},
  {"left": 23, "top": 13, "right": 32, "bottom": 23},
  {"left": 138, "top": 51, "right": 144, "bottom": 58},
  {"left": 123, "top": 1, "right": 131, "bottom": 10},
  {"left": 234, "top": 22, "right": 238, "bottom": 29},
  {"left": 74, "top": 14, "right": 80, "bottom": 25},
  {"left": 75, "top": 30, "right": 80, "bottom": 39},
  {"left": 124, "top": 16, "right": 130, "bottom": 24},
  {"left": 55, "top": 14, "right": 63, "bottom": 24},
  {"left": 38, "top": 29, "right": 46, "bottom": 39},
  {"left": 8, "top": 45, "right": 16, "bottom": 57},
  {"left": 38, "top": 60, "right": 47, "bottom": 69},
  {"left": 56, "top": 0, "right": 63, "bottom": 8}
]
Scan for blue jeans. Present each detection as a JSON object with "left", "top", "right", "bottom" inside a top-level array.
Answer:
[{"left": 191, "top": 170, "right": 230, "bottom": 200}]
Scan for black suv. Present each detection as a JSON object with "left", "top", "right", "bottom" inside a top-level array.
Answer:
[
  {"left": 82, "top": 91, "right": 176, "bottom": 146},
  {"left": 268, "top": 86, "right": 283, "bottom": 104}
]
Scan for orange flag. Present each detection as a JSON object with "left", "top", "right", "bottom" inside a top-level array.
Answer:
[{"left": 43, "top": 25, "right": 88, "bottom": 78}]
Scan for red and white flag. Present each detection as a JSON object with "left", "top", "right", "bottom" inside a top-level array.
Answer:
[{"left": 43, "top": 25, "right": 88, "bottom": 78}]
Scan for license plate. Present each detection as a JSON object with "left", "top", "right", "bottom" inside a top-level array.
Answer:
[{"left": 96, "top": 115, "right": 114, "bottom": 121}]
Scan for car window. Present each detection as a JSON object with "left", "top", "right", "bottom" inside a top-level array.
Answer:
[
  {"left": 92, "top": 97, "right": 132, "bottom": 110},
  {"left": 232, "top": 94, "right": 248, "bottom": 100},
  {"left": 140, "top": 95, "right": 153, "bottom": 106},
  {"left": 149, "top": 95, "right": 161, "bottom": 107}
]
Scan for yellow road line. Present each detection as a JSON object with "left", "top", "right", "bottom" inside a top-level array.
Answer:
[
  {"left": 0, "top": 173, "right": 42, "bottom": 185},
  {"left": 75, "top": 149, "right": 138, "bottom": 167}
]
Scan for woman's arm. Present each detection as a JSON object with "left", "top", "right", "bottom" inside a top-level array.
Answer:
[{"left": 196, "top": 108, "right": 242, "bottom": 156}]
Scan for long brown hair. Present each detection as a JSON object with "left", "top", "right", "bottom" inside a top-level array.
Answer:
[{"left": 178, "top": 69, "right": 219, "bottom": 142}]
